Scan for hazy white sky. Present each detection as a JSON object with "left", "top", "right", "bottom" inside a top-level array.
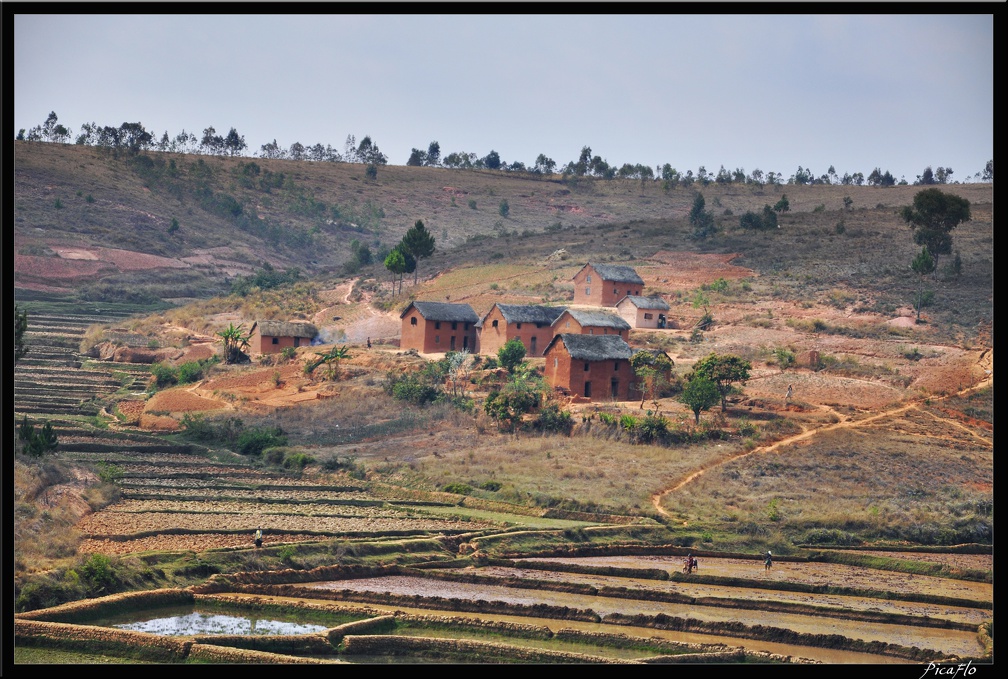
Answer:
[{"left": 13, "top": 12, "right": 994, "bottom": 182}]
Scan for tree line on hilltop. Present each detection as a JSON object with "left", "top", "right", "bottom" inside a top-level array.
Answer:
[{"left": 17, "top": 111, "right": 993, "bottom": 186}]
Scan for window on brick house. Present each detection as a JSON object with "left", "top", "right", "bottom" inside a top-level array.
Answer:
[
  {"left": 614, "top": 362, "right": 619, "bottom": 371},
  {"left": 272, "top": 337, "right": 279, "bottom": 344},
  {"left": 435, "top": 335, "right": 440, "bottom": 344},
  {"left": 644, "top": 313, "right": 653, "bottom": 320},
  {"left": 517, "top": 323, "right": 522, "bottom": 329},
  {"left": 586, "top": 274, "right": 592, "bottom": 283},
  {"left": 492, "top": 319, "right": 498, "bottom": 328},
  {"left": 411, "top": 317, "right": 417, "bottom": 325},
  {"left": 435, "top": 321, "right": 441, "bottom": 329},
  {"left": 584, "top": 362, "right": 590, "bottom": 372},
  {"left": 452, "top": 322, "right": 457, "bottom": 330},
  {"left": 585, "top": 287, "right": 590, "bottom": 296}
]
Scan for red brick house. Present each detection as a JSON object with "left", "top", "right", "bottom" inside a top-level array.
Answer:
[
  {"left": 551, "top": 308, "right": 631, "bottom": 341},
  {"left": 543, "top": 333, "right": 634, "bottom": 401},
  {"left": 615, "top": 295, "right": 671, "bottom": 329},
  {"left": 572, "top": 263, "right": 645, "bottom": 306},
  {"left": 476, "top": 303, "right": 567, "bottom": 357},
  {"left": 249, "top": 320, "right": 318, "bottom": 355},
  {"left": 399, "top": 301, "right": 479, "bottom": 354}
]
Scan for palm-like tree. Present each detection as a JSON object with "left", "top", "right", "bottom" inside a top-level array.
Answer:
[
  {"left": 306, "top": 345, "right": 351, "bottom": 380},
  {"left": 218, "top": 323, "right": 250, "bottom": 364}
]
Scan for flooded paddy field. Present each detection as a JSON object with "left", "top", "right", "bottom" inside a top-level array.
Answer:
[
  {"left": 532, "top": 554, "right": 994, "bottom": 602},
  {"left": 298, "top": 573, "right": 985, "bottom": 661},
  {"left": 214, "top": 592, "right": 912, "bottom": 664}
]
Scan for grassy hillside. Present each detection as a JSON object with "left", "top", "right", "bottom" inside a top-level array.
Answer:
[{"left": 13, "top": 141, "right": 993, "bottom": 345}]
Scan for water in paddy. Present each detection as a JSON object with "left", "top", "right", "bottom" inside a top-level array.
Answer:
[{"left": 93, "top": 605, "right": 329, "bottom": 636}]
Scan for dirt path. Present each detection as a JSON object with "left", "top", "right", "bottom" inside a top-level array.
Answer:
[{"left": 651, "top": 352, "right": 993, "bottom": 518}]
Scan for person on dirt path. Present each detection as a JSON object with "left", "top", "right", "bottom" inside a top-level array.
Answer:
[
  {"left": 764, "top": 550, "right": 772, "bottom": 571},
  {"left": 785, "top": 384, "right": 793, "bottom": 402},
  {"left": 367, "top": 337, "right": 371, "bottom": 349},
  {"left": 254, "top": 527, "right": 263, "bottom": 548}
]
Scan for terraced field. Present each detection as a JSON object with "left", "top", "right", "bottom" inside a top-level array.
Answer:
[
  {"left": 14, "top": 305, "right": 150, "bottom": 419},
  {"left": 14, "top": 305, "right": 993, "bottom": 665}
]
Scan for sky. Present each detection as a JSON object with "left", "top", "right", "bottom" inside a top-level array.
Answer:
[{"left": 13, "top": 12, "right": 994, "bottom": 183}]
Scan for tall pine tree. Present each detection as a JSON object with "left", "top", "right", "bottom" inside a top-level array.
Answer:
[{"left": 401, "top": 219, "right": 436, "bottom": 285}]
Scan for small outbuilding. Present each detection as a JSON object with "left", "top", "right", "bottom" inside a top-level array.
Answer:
[
  {"left": 476, "top": 303, "right": 567, "bottom": 357},
  {"left": 572, "top": 262, "right": 645, "bottom": 307},
  {"left": 399, "top": 301, "right": 479, "bottom": 354},
  {"left": 543, "top": 333, "right": 635, "bottom": 401},
  {"left": 249, "top": 320, "right": 318, "bottom": 355},
  {"left": 616, "top": 295, "right": 671, "bottom": 329},
  {"left": 552, "top": 308, "right": 632, "bottom": 341}
]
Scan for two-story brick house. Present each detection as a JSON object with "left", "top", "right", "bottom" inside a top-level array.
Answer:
[
  {"left": 476, "top": 303, "right": 567, "bottom": 357},
  {"left": 571, "top": 263, "right": 645, "bottom": 307},
  {"left": 543, "top": 333, "right": 635, "bottom": 401},
  {"left": 399, "top": 301, "right": 479, "bottom": 354}
]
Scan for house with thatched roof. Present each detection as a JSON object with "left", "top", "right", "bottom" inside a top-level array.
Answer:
[
  {"left": 249, "top": 320, "right": 318, "bottom": 354},
  {"left": 572, "top": 262, "right": 645, "bottom": 306},
  {"left": 543, "top": 333, "right": 635, "bottom": 401},
  {"left": 476, "top": 303, "right": 567, "bottom": 357},
  {"left": 400, "top": 301, "right": 479, "bottom": 354},
  {"left": 551, "top": 308, "right": 632, "bottom": 341},
  {"left": 615, "top": 295, "right": 672, "bottom": 329}
]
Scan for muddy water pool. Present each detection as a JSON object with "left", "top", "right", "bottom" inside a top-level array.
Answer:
[{"left": 91, "top": 605, "right": 329, "bottom": 636}]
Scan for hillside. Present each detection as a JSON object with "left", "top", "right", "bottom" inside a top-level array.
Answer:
[{"left": 14, "top": 141, "right": 992, "bottom": 345}]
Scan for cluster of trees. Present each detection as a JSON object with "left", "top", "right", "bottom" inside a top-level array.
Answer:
[
  {"left": 384, "top": 220, "right": 436, "bottom": 294},
  {"left": 17, "top": 112, "right": 994, "bottom": 184}
]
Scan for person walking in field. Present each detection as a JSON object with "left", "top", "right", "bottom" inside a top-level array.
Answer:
[
  {"left": 254, "top": 527, "right": 263, "bottom": 548},
  {"left": 764, "top": 550, "right": 773, "bottom": 571},
  {"left": 785, "top": 384, "right": 793, "bottom": 402}
]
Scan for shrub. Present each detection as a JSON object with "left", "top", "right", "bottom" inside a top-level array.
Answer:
[
  {"left": 774, "top": 347, "right": 795, "bottom": 372},
  {"left": 17, "top": 415, "right": 58, "bottom": 456},
  {"left": 387, "top": 372, "right": 441, "bottom": 406},
  {"left": 97, "top": 462, "right": 124, "bottom": 484},
  {"left": 498, "top": 199, "right": 510, "bottom": 217},
  {"left": 283, "top": 452, "right": 315, "bottom": 470},
  {"left": 443, "top": 482, "right": 473, "bottom": 495},
  {"left": 149, "top": 362, "right": 178, "bottom": 388},
  {"left": 634, "top": 414, "right": 670, "bottom": 444},
  {"left": 176, "top": 361, "right": 204, "bottom": 384},
  {"left": 179, "top": 414, "right": 244, "bottom": 444},
  {"left": 479, "top": 480, "right": 502, "bottom": 491},
  {"left": 533, "top": 403, "right": 573, "bottom": 435},
  {"left": 280, "top": 346, "right": 297, "bottom": 361},
  {"left": 235, "top": 426, "right": 287, "bottom": 456},
  {"left": 79, "top": 554, "right": 118, "bottom": 595},
  {"left": 468, "top": 199, "right": 477, "bottom": 210}
]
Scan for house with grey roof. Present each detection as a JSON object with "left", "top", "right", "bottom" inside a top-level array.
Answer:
[
  {"left": 399, "top": 301, "right": 479, "bottom": 354},
  {"left": 552, "top": 307, "right": 632, "bottom": 341},
  {"left": 476, "top": 303, "right": 567, "bottom": 357},
  {"left": 572, "top": 262, "right": 645, "bottom": 306},
  {"left": 615, "top": 295, "right": 672, "bottom": 329},
  {"left": 249, "top": 320, "right": 318, "bottom": 354},
  {"left": 543, "top": 333, "right": 634, "bottom": 401}
]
